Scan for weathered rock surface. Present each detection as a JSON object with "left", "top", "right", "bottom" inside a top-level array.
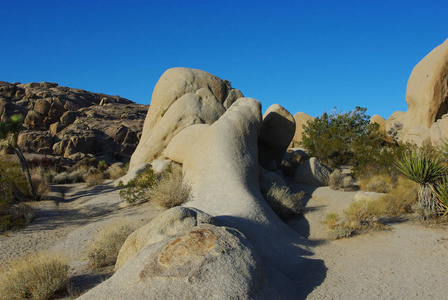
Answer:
[
  {"left": 81, "top": 221, "right": 266, "bottom": 299},
  {"left": 370, "top": 114, "right": 386, "bottom": 132},
  {"left": 430, "top": 116, "right": 448, "bottom": 145},
  {"left": 258, "top": 104, "right": 296, "bottom": 170},
  {"left": 115, "top": 206, "right": 216, "bottom": 270},
  {"left": 163, "top": 124, "right": 210, "bottom": 164},
  {"left": 129, "top": 67, "right": 244, "bottom": 169},
  {"left": 182, "top": 98, "right": 311, "bottom": 298},
  {"left": 402, "top": 38, "right": 448, "bottom": 144},
  {"left": 386, "top": 111, "right": 406, "bottom": 141},
  {"left": 0, "top": 81, "right": 147, "bottom": 165},
  {"left": 294, "top": 157, "right": 330, "bottom": 186},
  {"left": 292, "top": 112, "right": 314, "bottom": 147}
]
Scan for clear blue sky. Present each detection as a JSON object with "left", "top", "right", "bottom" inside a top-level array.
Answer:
[{"left": 1, "top": 0, "right": 448, "bottom": 119}]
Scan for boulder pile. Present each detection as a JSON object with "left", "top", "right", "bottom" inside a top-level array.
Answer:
[{"left": 0, "top": 81, "right": 148, "bottom": 165}]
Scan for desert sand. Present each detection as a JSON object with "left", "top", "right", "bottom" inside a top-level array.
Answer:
[{"left": 1, "top": 182, "right": 447, "bottom": 299}]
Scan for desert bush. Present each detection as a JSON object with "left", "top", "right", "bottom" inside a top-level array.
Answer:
[
  {"left": 0, "top": 203, "right": 36, "bottom": 231},
  {"left": 324, "top": 177, "right": 418, "bottom": 239},
  {"left": 396, "top": 148, "right": 446, "bottom": 214},
  {"left": 84, "top": 171, "right": 105, "bottom": 187},
  {"left": 302, "top": 107, "right": 382, "bottom": 168},
  {"left": 377, "top": 177, "right": 418, "bottom": 216},
  {"left": 87, "top": 224, "right": 134, "bottom": 269},
  {"left": 150, "top": 170, "right": 191, "bottom": 208},
  {"left": 107, "top": 163, "right": 127, "bottom": 180},
  {"left": 119, "top": 166, "right": 158, "bottom": 205},
  {"left": 264, "top": 184, "right": 304, "bottom": 219},
  {"left": 329, "top": 169, "right": 344, "bottom": 190},
  {"left": 322, "top": 213, "right": 340, "bottom": 230},
  {"left": 0, "top": 252, "right": 69, "bottom": 300},
  {"left": 0, "top": 157, "right": 33, "bottom": 203},
  {"left": 53, "top": 172, "right": 71, "bottom": 184},
  {"left": 330, "top": 225, "right": 354, "bottom": 240},
  {"left": 31, "top": 174, "right": 51, "bottom": 199},
  {"left": 359, "top": 174, "right": 394, "bottom": 193}
]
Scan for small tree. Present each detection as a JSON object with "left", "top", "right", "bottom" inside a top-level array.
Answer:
[
  {"left": 0, "top": 115, "right": 36, "bottom": 199},
  {"left": 301, "top": 107, "right": 384, "bottom": 169}
]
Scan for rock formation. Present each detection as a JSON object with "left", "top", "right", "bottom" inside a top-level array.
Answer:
[
  {"left": 292, "top": 112, "right": 314, "bottom": 147},
  {"left": 129, "top": 67, "right": 243, "bottom": 170},
  {"left": 0, "top": 81, "right": 147, "bottom": 165},
  {"left": 85, "top": 69, "right": 321, "bottom": 299},
  {"left": 399, "top": 38, "right": 448, "bottom": 146},
  {"left": 370, "top": 114, "right": 386, "bottom": 132}
]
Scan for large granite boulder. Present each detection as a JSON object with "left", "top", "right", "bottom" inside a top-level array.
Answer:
[
  {"left": 129, "top": 68, "right": 244, "bottom": 169},
  {"left": 294, "top": 157, "right": 330, "bottom": 186},
  {"left": 403, "top": 38, "right": 448, "bottom": 139},
  {"left": 258, "top": 104, "right": 296, "bottom": 170},
  {"left": 292, "top": 112, "right": 314, "bottom": 147},
  {"left": 386, "top": 111, "right": 406, "bottom": 141},
  {"left": 370, "top": 114, "right": 386, "bottom": 132}
]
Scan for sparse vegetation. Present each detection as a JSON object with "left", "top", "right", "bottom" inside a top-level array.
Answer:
[
  {"left": 87, "top": 223, "right": 134, "bottom": 269},
  {"left": 396, "top": 148, "right": 447, "bottom": 218},
  {"left": 84, "top": 170, "right": 105, "bottom": 187},
  {"left": 119, "top": 164, "right": 190, "bottom": 208},
  {"left": 264, "top": 184, "right": 304, "bottom": 219},
  {"left": 324, "top": 177, "right": 418, "bottom": 239},
  {"left": 0, "top": 252, "right": 69, "bottom": 300},
  {"left": 150, "top": 170, "right": 191, "bottom": 208},
  {"left": 0, "top": 157, "right": 37, "bottom": 231},
  {"left": 359, "top": 174, "right": 394, "bottom": 193}
]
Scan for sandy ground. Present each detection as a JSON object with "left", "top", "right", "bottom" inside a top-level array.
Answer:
[
  {"left": 1, "top": 182, "right": 447, "bottom": 299},
  {"left": 290, "top": 184, "right": 448, "bottom": 299}
]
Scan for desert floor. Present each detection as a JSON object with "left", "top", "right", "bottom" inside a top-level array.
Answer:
[{"left": 1, "top": 181, "right": 447, "bottom": 299}]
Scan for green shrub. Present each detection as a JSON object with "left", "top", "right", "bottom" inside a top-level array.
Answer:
[
  {"left": 119, "top": 166, "right": 158, "bottom": 205},
  {"left": 264, "top": 184, "right": 304, "bottom": 219},
  {"left": 87, "top": 224, "right": 134, "bottom": 269},
  {"left": 0, "top": 252, "right": 69, "bottom": 300},
  {"left": 396, "top": 148, "right": 446, "bottom": 214},
  {"left": 302, "top": 107, "right": 380, "bottom": 168}
]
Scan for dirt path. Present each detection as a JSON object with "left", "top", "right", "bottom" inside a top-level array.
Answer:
[{"left": 292, "top": 184, "right": 448, "bottom": 299}]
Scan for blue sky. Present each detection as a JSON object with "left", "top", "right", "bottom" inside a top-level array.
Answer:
[{"left": 1, "top": 1, "right": 448, "bottom": 119}]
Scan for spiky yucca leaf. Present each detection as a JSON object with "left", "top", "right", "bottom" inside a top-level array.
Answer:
[
  {"left": 396, "top": 150, "right": 446, "bottom": 185},
  {"left": 434, "top": 177, "right": 448, "bottom": 217}
]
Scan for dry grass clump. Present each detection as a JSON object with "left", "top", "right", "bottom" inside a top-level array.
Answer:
[
  {"left": 87, "top": 223, "right": 135, "bottom": 269},
  {"left": 0, "top": 252, "right": 69, "bottom": 300},
  {"left": 31, "top": 173, "right": 50, "bottom": 199},
  {"left": 106, "top": 163, "right": 128, "bottom": 180},
  {"left": 150, "top": 170, "right": 191, "bottom": 209},
  {"left": 359, "top": 174, "right": 394, "bottom": 193},
  {"left": 84, "top": 171, "right": 105, "bottom": 187},
  {"left": 264, "top": 184, "right": 304, "bottom": 219},
  {"left": 324, "top": 177, "right": 418, "bottom": 239}
]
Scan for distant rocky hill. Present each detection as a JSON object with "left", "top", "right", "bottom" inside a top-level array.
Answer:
[{"left": 0, "top": 81, "right": 148, "bottom": 165}]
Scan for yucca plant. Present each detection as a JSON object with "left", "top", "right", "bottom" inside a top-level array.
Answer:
[
  {"left": 396, "top": 149, "right": 447, "bottom": 212},
  {"left": 434, "top": 177, "right": 448, "bottom": 218}
]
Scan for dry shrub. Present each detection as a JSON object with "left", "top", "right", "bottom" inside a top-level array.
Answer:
[
  {"left": 84, "top": 171, "right": 105, "bottom": 187},
  {"left": 265, "top": 184, "right": 304, "bottom": 219},
  {"left": 359, "top": 174, "right": 394, "bottom": 193},
  {"left": 329, "top": 169, "right": 345, "bottom": 190},
  {"left": 31, "top": 174, "right": 50, "bottom": 199},
  {"left": 376, "top": 177, "right": 418, "bottom": 216},
  {"left": 322, "top": 213, "right": 340, "bottom": 230},
  {"left": 0, "top": 252, "right": 69, "bottom": 300},
  {"left": 324, "top": 177, "right": 418, "bottom": 239},
  {"left": 107, "top": 164, "right": 127, "bottom": 180},
  {"left": 150, "top": 170, "right": 191, "bottom": 209},
  {"left": 87, "top": 223, "right": 134, "bottom": 269}
]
